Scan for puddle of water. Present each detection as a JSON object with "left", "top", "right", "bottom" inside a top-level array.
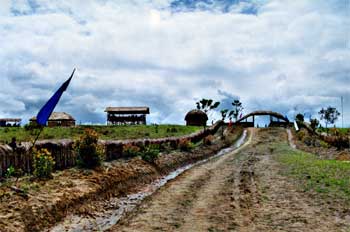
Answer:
[{"left": 50, "top": 130, "right": 247, "bottom": 232}]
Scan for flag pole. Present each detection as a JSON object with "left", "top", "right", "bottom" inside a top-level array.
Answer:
[
  {"left": 28, "top": 68, "right": 76, "bottom": 153},
  {"left": 29, "top": 126, "right": 44, "bottom": 152}
]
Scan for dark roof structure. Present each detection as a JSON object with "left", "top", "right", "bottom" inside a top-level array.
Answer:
[
  {"left": 30, "top": 112, "right": 75, "bottom": 121},
  {"left": 0, "top": 118, "right": 21, "bottom": 122},
  {"left": 105, "top": 107, "right": 150, "bottom": 114},
  {"left": 236, "top": 110, "right": 289, "bottom": 123},
  {"left": 185, "top": 109, "right": 208, "bottom": 126}
]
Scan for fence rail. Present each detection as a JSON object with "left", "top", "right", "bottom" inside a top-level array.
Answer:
[{"left": 0, "top": 122, "right": 222, "bottom": 176}]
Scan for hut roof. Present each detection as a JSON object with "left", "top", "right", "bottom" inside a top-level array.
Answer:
[
  {"left": 237, "top": 110, "right": 289, "bottom": 123},
  {"left": 30, "top": 112, "right": 75, "bottom": 121},
  {"left": 185, "top": 109, "right": 208, "bottom": 121},
  {"left": 105, "top": 107, "right": 150, "bottom": 114},
  {"left": 0, "top": 118, "right": 21, "bottom": 122}
]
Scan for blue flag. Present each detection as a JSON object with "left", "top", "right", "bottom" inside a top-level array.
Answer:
[{"left": 36, "top": 69, "right": 75, "bottom": 126}]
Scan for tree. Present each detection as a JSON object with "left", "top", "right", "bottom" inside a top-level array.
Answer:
[
  {"left": 220, "top": 109, "right": 234, "bottom": 138},
  {"left": 196, "top": 98, "right": 220, "bottom": 114},
  {"left": 295, "top": 113, "right": 304, "bottom": 122},
  {"left": 318, "top": 106, "right": 340, "bottom": 130},
  {"left": 232, "top": 100, "right": 243, "bottom": 122},
  {"left": 195, "top": 98, "right": 220, "bottom": 128},
  {"left": 220, "top": 109, "right": 233, "bottom": 121},
  {"left": 310, "top": 118, "right": 319, "bottom": 133}
]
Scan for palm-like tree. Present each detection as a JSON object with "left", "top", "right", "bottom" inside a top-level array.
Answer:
[{"left": 232, "top": 100, "right": 243, "bottom": 122}]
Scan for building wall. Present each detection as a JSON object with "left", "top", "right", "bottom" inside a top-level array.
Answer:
[
  {"left": 186, "top": 119, "right": 207, "bottom": 126},
  {"left": 47, "top": 120, "right": 75, "bottom": 127}
]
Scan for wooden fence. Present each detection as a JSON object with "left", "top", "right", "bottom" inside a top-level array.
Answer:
[{"left": 0, "top": 122, "right": 222, "bottom": 176}]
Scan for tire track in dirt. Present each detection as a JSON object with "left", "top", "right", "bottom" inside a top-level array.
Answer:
[
  {"left": 109, "top": 128, "right": 349, "bottom": 232},
  {"left": 109, "top": 129, "right": 253, "bottom": 232},
  {"left": 236, "top": 153, "right": 261, "bottom": 231}
]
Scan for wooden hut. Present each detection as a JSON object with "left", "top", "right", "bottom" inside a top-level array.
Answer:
[
  {"left": 0, "top": 118, "right": 21, "bottom": 127},
  {"left": 185, "top": 109, "right": 208, "bottom": 126},
  {"left": 105, "top": 107, "right": 150, "bottom": 125},
  {"left": 30, "top": 112, "right": 76, "bottom": 127}
]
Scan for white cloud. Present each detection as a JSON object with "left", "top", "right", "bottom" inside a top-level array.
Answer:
[{"left": 0, "top": 0, "right": 349, "bottom": 126}]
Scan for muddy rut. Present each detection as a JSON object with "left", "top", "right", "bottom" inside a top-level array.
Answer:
[{"left": 109, "top": 128, "right": 349, "bottom": 232}]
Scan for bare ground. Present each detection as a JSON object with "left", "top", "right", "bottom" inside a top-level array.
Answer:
[
  {"left": 0, "top": 128, "right": 243, "bottom": 232},
  {"left": 110, "top": 128, "right": 350, "bottom": 232}
]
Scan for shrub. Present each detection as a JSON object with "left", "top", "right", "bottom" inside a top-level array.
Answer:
[
  {"left": 319, "top": 140, "right": 330, "bottom": 148},
  {"left": 24, "top": 123, "right": 42, "bottom": 131},
  {"left": 33, "top": 148, "right": 55, "bottom": 179},
  {"left": 140, "top": 145, "right": 160, "bottom": 163},
  {"left": 5, "top": 166, "right": 15, "bottom": 179},
  {"left": 203, "top": 135, "right": 214, "bottom": 145},
  {"left": 122, "top": 144, "right": 141, "bottom": 157},
  {"left": 75, "top": 129, "right": 103, "bottom": 168},
  {"left": 178, "top": 138, "right": 194, "bottom": 152},
  {"left": 296, "top": 130, "right": 307, "bottom": 141},
  {"left": 310, "top": 118, "right": 319, "bottom": 132},
  {"left": 329, "top": 128, "right": 339, "bottom": 136}
]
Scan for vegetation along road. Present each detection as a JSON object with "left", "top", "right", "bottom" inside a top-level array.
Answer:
[{"left": 110, "top": 128, "right": 350, "bottom": 232}]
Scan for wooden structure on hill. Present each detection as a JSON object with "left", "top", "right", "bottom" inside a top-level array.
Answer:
[
  {"left": 235, "top": 110, "right": 290, "bottom": 127},
  {"left": 105, "top": 107, "right": 150, "bottom": 125},
  {"left": 30, "top": 112, "right": 76, "bottom": 127},
  {"left": 0, "top": 118, "right": 21, "bottom": 127}
]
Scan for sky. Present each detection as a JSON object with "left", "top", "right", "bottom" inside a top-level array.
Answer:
[{"left": 0, "top": 0, "right": 349, "bottom": 126}]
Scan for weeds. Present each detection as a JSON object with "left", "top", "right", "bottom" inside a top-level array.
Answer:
[
  {"left": 33, "top": 148, "right": 55, "bottom": 179},
  {"left": 122, "top": 144, "right": 141, "bottom": 157},
  {"left": 75, "top": 129, "right": 103, "bottom": 168},
  {"left": 178, "top": 138, "right": 194, "bottom": 152},
  {"left": 140, "top": 145, "right": 160, "bottom": 163}
]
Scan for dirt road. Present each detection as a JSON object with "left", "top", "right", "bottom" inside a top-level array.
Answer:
[{"left": 110, "top": 128, "right": 349, "bottom": 232}]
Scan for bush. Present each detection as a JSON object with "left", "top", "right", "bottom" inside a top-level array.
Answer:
[
  {"left": 24, "top": 123, "right": 42, "bottom": 131},
  {"left": 122, "top": 144, "right": 141, "bottom": 157},
  {"left": 178, "top": 138, "right": 194, "bottom": 152},
  {"left": 140, "top": 145, "right": 160, "bottom": 163},
  {"left": 5, "top": 166, "right": 15, "bottom": 179},
  {"left": 319, "top": 140, "right": 330, "bottom": 148},
  {"left": 33, "top": 148, "right": 55, "bottom": 179},
  {"left": 329, "top": 128, "right": 340, "bottom": 136},
  {"left": 75, "top": 129, "right": 103, "bottom": 168},
  {"left": 203, "top": 135, "right": 214, "bottom": 145},
  {"left": 297, "top": 130, "right": 307, "bottom": 141}
]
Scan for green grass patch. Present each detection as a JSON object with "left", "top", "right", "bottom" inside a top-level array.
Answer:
[
  {"left": 317, "top": 127, "right": 350, "bottom": 135},
  {"left": 0, "top": 125, "right": 201, "bottom": 143},
  {"left": 274, "top": 143, "right": 350, "bottom": 203}
]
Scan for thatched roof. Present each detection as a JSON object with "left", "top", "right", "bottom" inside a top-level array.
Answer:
[
  {"left": 30, "top": 112, "right": 75, "bottom": 121},
  {"left": 237, "top": 110, "right": 289, "bottom": 123},
  {"left": 0, "top": 118, "right": 21, "bottom": 122},
  {"left": 185, "top": 109, "right": 208, "bottom": 121},
  {"left": 105, "top": 107, "right": 150, "bottom": 114}
]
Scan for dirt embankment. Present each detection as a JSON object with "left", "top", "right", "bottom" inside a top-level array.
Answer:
[
  {"left": 0, "top": 127, "right": 243, "bottom": 232},
  {"left": 110, "top": 128, "right": 350, "bottom": 232},
  {"left": 290, "top": 128, "right": 350, "bottom": 160}
]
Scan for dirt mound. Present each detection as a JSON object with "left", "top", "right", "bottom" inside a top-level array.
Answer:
[{"left": 336, "top": 151, "right": 350, "bottom": 161}]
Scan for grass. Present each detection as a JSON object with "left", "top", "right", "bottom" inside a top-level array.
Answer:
[
  {"left": 0, "top": 125, "right": 201, "bottom": 143},
  {"left": 274, "top": 143, "right": 350, "bottom": 203},
  {"left": 317, "top": 127, "right": 349, "bottom": 135}
]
